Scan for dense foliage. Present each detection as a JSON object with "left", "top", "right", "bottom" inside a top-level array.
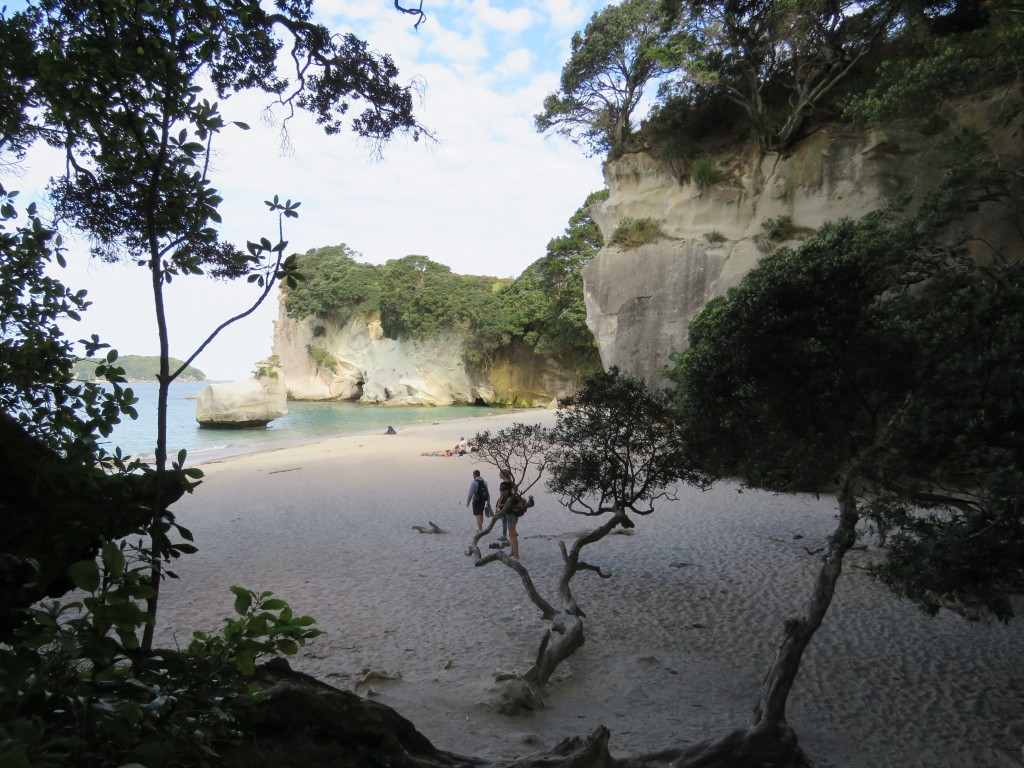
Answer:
[
  {"left": 843, "top": 2, "right": 1024, "bottom": 122},
  {"left": 547, "top": 367, "right": 708, "bottom": 518},
  {"left": 285, "top": 191, "right": 607, "bottom": 373},
  {"left": 285, "top": 247, "right": 504, "bottom": 338},
  {"left": 74, "top": 355, "right": 207, "bottom": 382},
  {"left": 0, "top": 187, "right": 135, "bottom": 455},
  {"left": 669, "top": 136, "right": 1024, "bottom": 620},
  {"left": 542, "top": 0, "right": 1020, "bottom": 155}
]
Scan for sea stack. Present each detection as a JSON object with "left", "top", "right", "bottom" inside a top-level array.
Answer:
[{"left": 195, "top": 359, "right": 287, "bottom": 429}]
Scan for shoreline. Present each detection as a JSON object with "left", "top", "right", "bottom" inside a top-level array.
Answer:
[
  {"left": 154, "top": 410, "right": 1024, "bottom": 767},
  {"left": 126, "top": 404, "right": 549, "bottom": 466},
  {"left": 187, "top": 407, "right": 551, "bottom": 465}
]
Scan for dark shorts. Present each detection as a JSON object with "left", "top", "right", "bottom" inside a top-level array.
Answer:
[{"left": 472, "top": 500, "right": 486, "bottom": 515}]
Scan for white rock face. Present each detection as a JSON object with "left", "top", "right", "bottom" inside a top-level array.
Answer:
[
  {"left": 272, "top": 305, "right": 475, "bottom": 405},
  {"left": 195, "top": 373, "right": 288, "bottom": 427},
  {"left": 584, "top": 90, "right": 1024, "bottom": 387},
  {"left": 272, "top": 303, "right": 584, "bottom": 406}
]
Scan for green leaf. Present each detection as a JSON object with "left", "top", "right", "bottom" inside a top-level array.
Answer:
[
  {"left": 232, "top": 587, "right": 253, "bottom": 615},
  {"left": 101, "top": 541, "right": 126, "bottom": 578},
  {"left": 67, "top": 559, "right": 101, "bottom": 592}
]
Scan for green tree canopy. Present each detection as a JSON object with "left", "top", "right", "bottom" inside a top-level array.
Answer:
[
  {"left": 656, "top": 0, "right": 902, "bottom": 149},
  {"left": 285, "top": 191, "right": 606, "bottom": 374},
  {"left": 535, "top": 0, "right": 686, "bottom": 156},
  {"left": 546, "top": 0, "right": 1016, "bottom": 157},
  {"left": 843, "top": 1, "right": 1021, "bottom": 123},
  {"left": 284, "top": 244, "right": 383, "bottom": 322},
  {"left": 672, "top": 189, "right": 1024, "bottom": 615}
]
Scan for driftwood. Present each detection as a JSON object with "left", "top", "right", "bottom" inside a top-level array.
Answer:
[
  {"left": 412, "top": 521, "right": 444, "bottom": 534},
  {"left": 354, "top": 668, "right": 402, "bottom": 695},
  {"left": 468, "top": 508, "right": 623, "bottom": 692}
]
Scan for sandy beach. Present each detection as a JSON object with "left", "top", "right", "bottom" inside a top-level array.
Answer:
[{"left": 153, "top": 409, "right": 1024, "bottom": 768}]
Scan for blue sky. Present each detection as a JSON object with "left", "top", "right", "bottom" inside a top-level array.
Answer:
[{"left": 8, "top": 0, "right": 611, "bottom": 380}]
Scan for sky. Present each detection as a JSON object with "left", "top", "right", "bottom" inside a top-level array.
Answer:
[{"left": 11, "top": 0, "right": 610, "bottom": 380}]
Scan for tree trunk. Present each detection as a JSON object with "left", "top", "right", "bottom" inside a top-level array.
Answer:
[
  {"left": 618, "top": 481, "right": 859, "bottom": 768},
  {"left": 753, "top": 481, "right": 859, "bottom": 726},
  {"left": 523, "top": 612, "right": 585, "bottom": 687}
]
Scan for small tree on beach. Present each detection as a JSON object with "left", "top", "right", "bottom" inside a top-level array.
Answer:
[{"left": 468, "top": 369, "right": 707, "bottom": 694}]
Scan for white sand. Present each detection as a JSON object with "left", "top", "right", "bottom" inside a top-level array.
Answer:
[{"left": 154, "top": 410, "right": 1024, "bottom": 767}]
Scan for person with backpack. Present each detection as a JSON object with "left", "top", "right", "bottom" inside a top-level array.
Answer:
[
  {"left": 489, "top": 469, "right": 534, "bottom": 559},
  {"left": 497, "top": 479, "right": 536, "bottom": 561},
  {"left": 466, "top": 469, "right": 490, "bottom": 532}
]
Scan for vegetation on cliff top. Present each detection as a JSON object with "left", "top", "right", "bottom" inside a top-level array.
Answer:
[
  {"left": 538, "top": 0, "right": 1020, "bottom": 157},
  {"left": 284, "top": 190, "right": 608, "bottom": 373}
]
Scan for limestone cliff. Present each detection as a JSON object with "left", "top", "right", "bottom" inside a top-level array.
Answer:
[
  {"left": 584, "top": 88, "right": 1024, "bottom": 387},
  {"left": 271, "top": 301, "right": 584, "bottom": 406}
]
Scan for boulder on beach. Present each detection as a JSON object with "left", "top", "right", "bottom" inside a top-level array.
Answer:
[{"left": 195, "top": 363, "right": 287, "bottom": 429}]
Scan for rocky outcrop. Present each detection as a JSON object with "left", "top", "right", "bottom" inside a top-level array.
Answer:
[
  {"left": 272, "top": 303, "right": 583, "bottom": 406},
  {"left": 195, "top": 363, "right": 288, "bottom": 428},
  {"left": 584, "top": 88, "right": 1024, "bottom": 387}
]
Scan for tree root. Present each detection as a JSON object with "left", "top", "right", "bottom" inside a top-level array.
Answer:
[
  {"left": 621, "top": 722, "right": 810, "bottom": 768},
  {"left": 229, "top": 660, "right": 820, "bottom": 768}
]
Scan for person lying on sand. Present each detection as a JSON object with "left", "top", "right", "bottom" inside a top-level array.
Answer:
[{"left": 421, "top": 449, "right": 454, "bottom": 457}]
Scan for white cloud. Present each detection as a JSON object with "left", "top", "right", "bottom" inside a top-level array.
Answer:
[
  {"left": 495, "top": 47, "right": 533, "bottom": 78},
  {"left": 468, "top": 0, "right": 535, "bottom": 33},
  {"left": 535, "top": 0, "right": 594, "bottom": 32}
]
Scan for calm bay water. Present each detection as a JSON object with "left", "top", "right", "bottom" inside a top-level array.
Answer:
[{"left": 100, "top": 381, "right": 494, "bottom": 463}]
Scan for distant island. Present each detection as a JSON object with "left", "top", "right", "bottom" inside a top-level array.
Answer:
[{"left": 72, "top": 355, "right": 207, "bottom": 382}]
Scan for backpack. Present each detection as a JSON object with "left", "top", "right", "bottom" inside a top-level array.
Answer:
[
  {"left": 511, "top": 494, "right": 527, "bottom": 516},
  {"left": 474, "top": 478, "right": 490, "bottom": 503}
]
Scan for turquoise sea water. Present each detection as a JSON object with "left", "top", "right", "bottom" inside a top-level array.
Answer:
[{"left": 100, "top": 381, "right": 494, "bottom": 463}]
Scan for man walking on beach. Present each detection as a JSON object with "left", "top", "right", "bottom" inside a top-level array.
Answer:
[{"left": 466, "top": 469, "right": 490, "bottom": 531}]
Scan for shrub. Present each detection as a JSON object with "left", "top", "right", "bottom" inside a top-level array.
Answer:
[
  {"left": 690, "top": 157, "right": 725, "bottom": 189},
  {"left": 658, "top": 133, "right": 698, "bottom": 181},
  {"left": 757, "top": 215, "right": 814, "bottom": 253},
  {"left": 609, "top": 217, "right": 667, "bottom": 248},
  {"left": 0, "top": 541, "right": 321, "bottom": 768},
  {"left": 306, "top": 345, "right": 339, "bottom": 373},
  {"left": 705, "top": 230, "right": 727, "bottom": 243}
]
